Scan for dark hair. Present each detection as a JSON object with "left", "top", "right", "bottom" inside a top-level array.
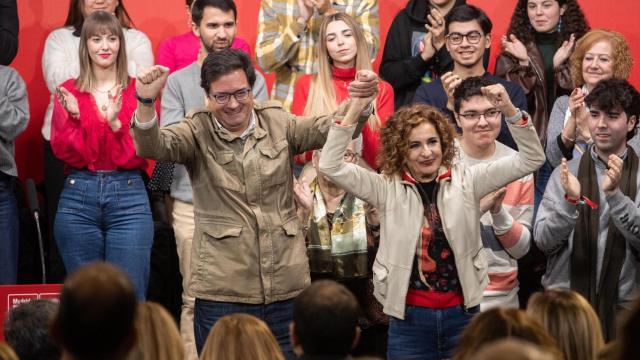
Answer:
[
  {"left": 453, "top": 76, "right": 497, "bottom": 112},
  {"left": 293, "top": 280, "right": 360, "bottom": 356},
  {"left": 64, "top": 0, "right": 133, "bottom": 33},
  {"left": 187, "top": 0, "right": 194, "bottom": 6},
  {"left": 200, "top": 48, "right": 256, "bottom": 94},
  {"left": 52, "top": 262, "right": 137, "bottom": 360},
  {"left": 506, "top": 0, "right": 589, "bottom": 47},
  {"left": 4, "top": 300, "right": 61, "bottom": 360},
  {"left": 585, "top": 78, "right": 640, "bottom": 140},
  {"left": 445, "top": 4, "right": 492, "bottom": 35},
  {"left": 191, "top": 0, "right": 237, "bottom": 26}
]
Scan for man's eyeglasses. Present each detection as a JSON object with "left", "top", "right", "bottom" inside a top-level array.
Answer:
[
  {"left": 209, "top": 88, "right": 252, "bottom": 104},
  {"left": 446, "top": 31, "right": 483, "bottom": 45},
  {"left": 457, "top": 109, "right": 502, "bottom": 121}
]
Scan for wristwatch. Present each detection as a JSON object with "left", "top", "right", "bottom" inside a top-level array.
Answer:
[{"left": 135, "top": 92, "right": 155, "bottom": 105}]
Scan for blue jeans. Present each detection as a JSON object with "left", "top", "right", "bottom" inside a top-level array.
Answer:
[
  {"left": 54, "top": 169, "right": 153, "bottom": 299},
  {"left": 387, "top": 305, "right": 479, "bottom": 360},
  {"left": 0, "top": 176, "right": 19, "bottom": 284},
  {"left": 194, "top": 298, "right": 295, "bottom": 359}
]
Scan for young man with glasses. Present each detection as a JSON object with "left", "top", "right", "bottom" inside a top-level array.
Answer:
[
  {"left": 132, "top": 48, "right": 379, "bottom": 358},
  {"left": 453, "top": 76, "right": 534, "bottom": 311},
  {"left": 413, "top": 4, "right": 527, "bottom": 150},
  {"left": 157, "top": 2, "right": 268, "bottom": 358}
]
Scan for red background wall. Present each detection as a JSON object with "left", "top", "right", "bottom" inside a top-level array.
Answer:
[{"left": 11, "top": 0, "right": 640, "bottom": 183}]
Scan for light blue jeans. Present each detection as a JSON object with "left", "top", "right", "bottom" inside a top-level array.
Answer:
[
  {"left": 54, "top": 169, "right": 153, "bottom": 299},
  {"left": 0, "top": 174, "right": 19, "bottom": 284}
]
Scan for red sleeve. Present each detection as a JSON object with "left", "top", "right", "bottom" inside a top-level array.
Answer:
[
  {"left": 360, "top": 81, "right": 395, "bottom": 170},
  {"left": 107, "top": 79, "right": 148, "bottom": 171},
  {"left": 50, "top": 81, "right": 91, "bottom": 169},
  {"left": 376, "top": 80, "right": 395, "bottom": 124},
  {"left": 291, "top": 75, "right": 312, "bottom": 116}
]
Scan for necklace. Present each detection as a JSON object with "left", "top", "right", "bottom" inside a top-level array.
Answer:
[{"left": 92, "top": 83, "right": 117, "bottom": 112}]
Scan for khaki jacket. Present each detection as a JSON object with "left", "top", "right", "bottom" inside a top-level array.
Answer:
[
  {"left": 318, "top": 117, "right": 544, "bottom": 319},
  {"left": 133, "top": 101, "right": 346, "bottom": 303},
  {"left": 495, "top": 43, "right": 573, "bottom": 145}
]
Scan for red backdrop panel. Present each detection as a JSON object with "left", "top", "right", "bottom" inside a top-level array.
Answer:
[{"left": 11, "top": 0, "right": 640, "bottom": 183}]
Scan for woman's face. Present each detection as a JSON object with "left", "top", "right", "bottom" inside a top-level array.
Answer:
[
  {"left": 325, "top": 20, "right": 357, "bottom": 69},
  {"left": 405, "top": 122, "right": 443, "bottom": 182},
  {"left": 582, "top": 40, "right": 614, "bottom": 90},
  {"left": 87, "top": 31, "right": 120, "bottom": 69},
  {"left": 526, "top": 0, "right": 565, "bottom": 34},
  {"left": 81, "top": 0, "right": 119, "bottom": 18}
]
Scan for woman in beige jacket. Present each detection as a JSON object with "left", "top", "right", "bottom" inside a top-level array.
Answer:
[{"left": 319, "top": 79, "right": 544, "bottom": 359}]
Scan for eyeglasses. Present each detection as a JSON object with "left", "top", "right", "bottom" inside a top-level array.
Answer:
[
  {"left": 457, "top": 109, "right": 502, "bottom": 121},
  {"left": 343, "top": 151, "right": 358, "bottom": 162},
  {"left": 209, "top": 88, "right": 252, "bottom": 104},
  {"left": 446, "top": 31, "right": 483, "bottom": 45}
]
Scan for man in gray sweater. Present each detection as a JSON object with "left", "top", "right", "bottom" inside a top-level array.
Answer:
[
  {"left": 534, "top": 78, "right": 640, "bottom": 341},
  {"left": 158, "top": 1, "right": 267, "bottom": 358},
  {"left": 0, "top": 65, "right": 29, "bottom": 285}
]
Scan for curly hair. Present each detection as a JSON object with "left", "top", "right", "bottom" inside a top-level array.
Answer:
[
  {"left": 506, "top": 0, "right": 589, "bottom": 47},
  {"left": 569, "top": 29, "right": 633, "bottom": 87},
  {"left": 585, "top": 78, "right": 640, "bottom": 140},
  {"left": 377, "top": 104, "right": 457, "bottom": 178}
]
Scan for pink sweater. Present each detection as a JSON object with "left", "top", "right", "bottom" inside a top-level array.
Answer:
[{"left": 156, "top": 31, "right": 252, "bottom": 74}]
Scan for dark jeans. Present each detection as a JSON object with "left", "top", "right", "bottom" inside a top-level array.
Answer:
[
  {"left": 194, "top": 298, "right": 295, "bottom": 359},
  {"left": 0, "top": 175, "right": 19, "bottom": 284},
  {"left": 387, "top": 305, "right": 479, "bottom": 360},
  {"left": 54, "top": 169, "right": 153, "bottom": 299}
]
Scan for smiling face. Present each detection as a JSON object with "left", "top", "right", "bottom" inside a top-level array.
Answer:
[
  {"left": 582, "top": 40, "right": 614, "bottom": 90},
  {"left": 446, "top": 20, "right": 491, "bottom": 69},
  {"left": 588, "top": 105, "right": 636, "bottom": 158},
  {"left": 325, "top": 20, "right": 357, "bottom": 69},
  {"left": 456, "top": 95, "right": 501, "bottom": 151},
  {"left": 526, "top": 0, "right": 565, "bottom": 34},
  {"left": 405, "top": 122, "right": 443, "bottom": 182},
  {"left": 207, "top": 69, "right": 254, "bottom": 135},
  {"left": 194, "top": 6, "right": 237, "bottom": 53},
  {"left": 81, "top": 0, "right": 119, "bottom": 18},
  {"left": 86, "top": 31, "right": 120, "bottom": 69}
]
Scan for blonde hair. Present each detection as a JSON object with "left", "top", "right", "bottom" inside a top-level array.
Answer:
[
  {"left": 126, "top": 302, "right": 185, "bottom": 360},
  {"left": 76, "top": 11, "right": 129, "bottom": 92},
  {"left": 304, "top": 12, "right": 380, "bottom": 130},
  {"left": 527, "top": 289, "right": 604, "bottom": 360},
  {"left": 0, "top": 343, "right": 18, "bottom": 360},
  {"left": 569, "top": 29, "right": 633, "bottom": 87},
  {"left": 200, "top": 313, "right": 285, "bottom": 360}
]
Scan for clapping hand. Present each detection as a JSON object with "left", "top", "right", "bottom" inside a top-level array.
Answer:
[
  {"left": 560, "top": 158, "right": 581, "bottom": 200},
  {"left": 603, "top": 154, "right": 623, "bottom": 196},
  {"left": 56, "top": 87, "right": 80, "bottom": 119},
  {"left": 480, "top": 187, "right": 507, "bottom": 214},
  {"left": 501, "top": 34, "right": 529, "bottom": 66},
  {"left": 106, "top": 85, "right": 123, "bottom": 131},
  {"left": 441, "top": 72, "right": 462, "bottom": 111},
  {"left": 553, "top": 33, "right": 576, "bottom": 69},
  {"left": 426, "top": 8, "right": 446, "bottom": 50}
]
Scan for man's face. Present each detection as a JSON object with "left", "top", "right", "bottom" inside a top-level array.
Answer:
[
  {"left": 455, "top": 95, "right": 502, "bottom": 150},
  {"left": 445, "top": 20, "right": 491, "bottom": 69},
  {"left": 194, "top": 7, "right": 236, "bottom": 53},
  {"left": 588, "top": 105, "right": 636, "bottom": 157},
  {"left": 207, "top": 69, "right": 254, "bottom": 135}
]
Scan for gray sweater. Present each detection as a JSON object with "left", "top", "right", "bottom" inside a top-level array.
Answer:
[
  {"left": 545, "top": 95, "right": 640, "bottom": 167},
  {"left": 160, "top": 62, "right": 268, "bottom": 203},
  {"left": 0, "top": 65, "right": 29, "bottom": 177},
  {"left": 534, "top": 147, "right": 640, "bottom": 308}
]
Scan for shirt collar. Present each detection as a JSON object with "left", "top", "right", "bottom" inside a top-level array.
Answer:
[{"left": 213, "top": 110, "right": 257, "bottom": 141}]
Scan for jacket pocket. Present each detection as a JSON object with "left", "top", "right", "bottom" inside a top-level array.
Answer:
[
  {"left": 282, "top": 217, "right": 299, "bottom": 237},
  {"left": 258, "top": 139, "right": 289, "bottom": 187},
  {"left": 208, "top": 149, "right": 242, "bottom": 192},
  {"left": 203, "top": 223, "right": 243, "bottom": 239},
  {"left": 472, "top": 247, "right": 489, "bottom": 283},
  {"left": 372, "top": 258, "right": 389, "bottom": 301}
]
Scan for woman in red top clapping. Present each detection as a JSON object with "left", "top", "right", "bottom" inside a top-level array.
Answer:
[{"left": 51, "top": 11, "right": 153, "bottom": 300}]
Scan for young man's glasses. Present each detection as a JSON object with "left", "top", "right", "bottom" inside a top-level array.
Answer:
[
  {"left": 209, "top": 88, "right": 252, "bottom": 104},
  {"left": 457, "top": 109, "right": 501, "bottom": 121},
  {"left": 446, "top": 31, "right": 483, "bottom": 45}
]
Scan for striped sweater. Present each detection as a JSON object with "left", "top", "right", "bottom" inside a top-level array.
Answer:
[{"left": 458, "top": 141, "right": 534, "bottom": 310}]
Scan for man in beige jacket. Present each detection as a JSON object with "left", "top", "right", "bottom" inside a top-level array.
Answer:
[{"left": 130, "top": 48, "right": 378, "bottom": 357}]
